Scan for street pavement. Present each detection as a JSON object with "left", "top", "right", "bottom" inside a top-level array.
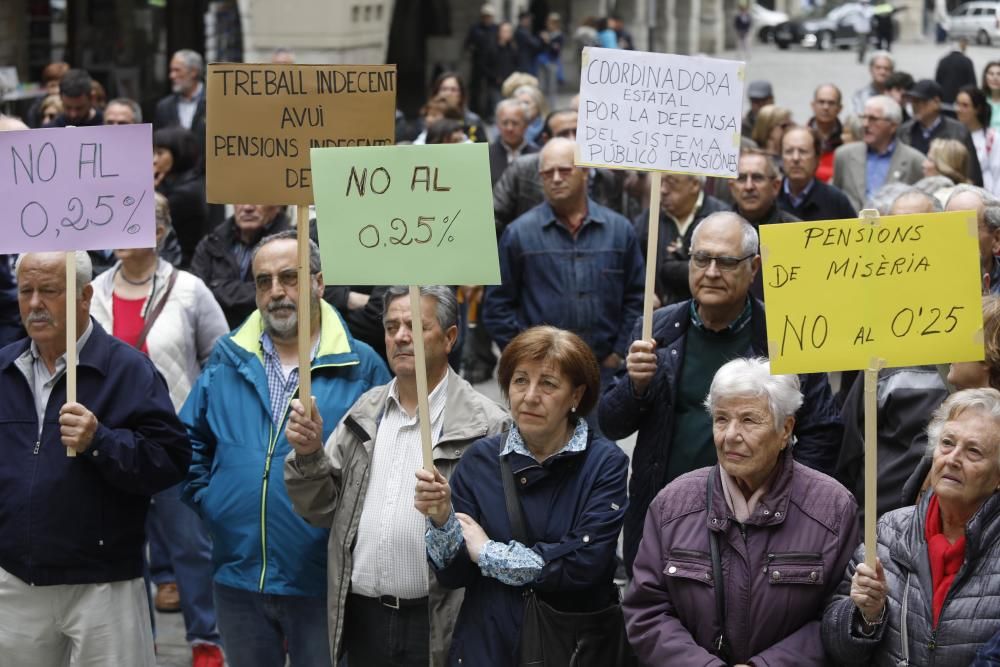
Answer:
[{"left": 154, "top": 36, "right": 996, "bottom": 665}]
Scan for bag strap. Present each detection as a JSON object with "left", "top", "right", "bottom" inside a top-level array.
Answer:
[
  {"left": 707, "top": 469, "right": 729, "bottom": 660},
  {"left": 135, "top": 269, "right": 177, "bottom": 351},
  {"left": 501, "top": 455, "right": 530, "bottom": 544}
]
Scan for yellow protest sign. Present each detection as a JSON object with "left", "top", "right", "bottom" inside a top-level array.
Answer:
[
  {"left": 761, "top": 212, "right": 985, "bottom": 374},
  {"left": 205, "top": 63, "right": 396, "bottom": 205}
]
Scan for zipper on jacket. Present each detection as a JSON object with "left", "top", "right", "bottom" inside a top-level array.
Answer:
[
  {"left": 32, "top": 440, "right": 40, "bottom": 455},
  {"left": 257, "top": 363, "right": 339, "bottom": 592},
  {"left": 766, "top": 552, "right": 822, "bottom": 562}
]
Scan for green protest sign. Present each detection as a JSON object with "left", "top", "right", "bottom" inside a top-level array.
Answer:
[{"left": 310, "top": 142, "right": 500, "bottom": 285}]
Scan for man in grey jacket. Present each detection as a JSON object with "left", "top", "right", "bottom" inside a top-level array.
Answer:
[{"left": 284, "top": 285, "right": 509, "bottom": 667}]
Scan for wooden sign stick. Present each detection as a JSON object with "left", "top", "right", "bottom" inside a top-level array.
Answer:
[
  {"left": 641, "top": 172, "right": 663, "bottom": 342},
  {"left": 863, "top": 365, "right": 879, "bottom": 568},
  {"left": 297, "top": 207, "right": 312, "bottom": 420},
  {"left": 409, "top": 286, "right": 434, "bottom": 470},
  {"left": 65, "top": 252, "right": 77, "bottom": 457}
]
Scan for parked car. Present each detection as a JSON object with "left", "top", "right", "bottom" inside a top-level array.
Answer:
[
  {"left": 752, "top": 2, "right": 790, "bottom": 43},
  {"left": 774, "top": 2, "right": 892, "bottom": 50},
  {"left": 948, "top": 1, "right": 1000, "bottom": 45}
]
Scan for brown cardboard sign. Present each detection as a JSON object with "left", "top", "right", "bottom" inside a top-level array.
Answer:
[{"left": 205, "top": 63, "right": 396, "bottom": 205}]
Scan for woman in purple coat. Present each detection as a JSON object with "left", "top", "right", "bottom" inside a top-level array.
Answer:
[{"left": 624, "top": 357, "right": 858, "bottom": 666}]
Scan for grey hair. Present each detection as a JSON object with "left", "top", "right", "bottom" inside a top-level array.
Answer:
[
  {"left": 865, "top": 95, "right": 902, "bottom": 125},
  {"left": 495, "top": 97, "right": 526, "bottom": 121},
  {"left": 867, "top": 181, "right": 914, "bottom": 215},
  {"left": 889, "top": 185, "right": 944, "bottom": 213},
  {"left": 911, "top": 177, "right": 952, "bottom": 205},
  {"left": 704, "top": 357, "right": 804, "bottom": 433},
  {"left": 868, "top": 50, "right": 895, "bottom": 70},
  {"left": 690, "top": 211, "right": 759, "bottom": 256},
  {"left": 842, "top": 114, "right": 863, "bottom": 140},
  {"left": 172, "top": 49, "right": 204, "bottom": 76},
  {"left": 926, "top": 388, "right": 1000, "bottom": 464},
  {"left": 0, "top": 114, "right": 28, "bottom": 131},
  {"left": 15, "top": 251, "right": 92, "bottom": 295},
  {"left": 251, "top": 229, "right": 321, "bottom": 273},
  {"left": 947, "top": 184, "right": 1000, "bottom": 231},
  {"left": 382, "top": 285, "right": 458, "bottom": 331},
  {"left": 106, "top": 97, "right": 142, "bottom": 123}
]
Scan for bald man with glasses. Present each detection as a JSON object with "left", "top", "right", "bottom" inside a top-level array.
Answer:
[{"left": 599, "top": 211, "right": 843, "bottom": 576}]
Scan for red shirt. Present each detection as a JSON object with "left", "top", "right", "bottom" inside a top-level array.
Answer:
[
  {"left": 925, "top": 494, "right": 967, "bottom": 627},
  {"left": 112, "top": 293, "right": 149, "bottom": 355}
]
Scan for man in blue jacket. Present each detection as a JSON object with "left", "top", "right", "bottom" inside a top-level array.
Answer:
[
  {"left": 181, "top": 230, "right": 390, "bottom": 666},
  {"left": 598, "top": 212, "right": 843, "bottom": 576},
  {"left": 0, "top": 251, "right": 191, "bottom": 666}
]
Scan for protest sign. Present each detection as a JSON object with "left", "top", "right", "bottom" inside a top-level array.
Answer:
[
  {"left": 310, "top": 142, "right": 501, "bottom": 286},
  {"left": 205, "top": 63, "right": 396, "bottom": 205},
  {"left": 0, "top": 125, "right": 156, "bottom": 251},
  {"left": 764, "top": 209, "right": 984, "bottom": 570},
  {"left": 575, "top": 46, "right": 744, "bottom": 178},
  {"left": 761, "top": 211, "right": 984, "bottom": 375},
  {"left": 311, "top": 142, "right": 499, "bottom": 468}
]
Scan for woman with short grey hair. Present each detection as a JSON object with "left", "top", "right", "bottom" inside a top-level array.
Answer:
[
  {"left": 626, "top": 357, "right": 858, "bottom": 665},
  {"left": 823, "top": 388, "right": 1000, "bottom": 666}
]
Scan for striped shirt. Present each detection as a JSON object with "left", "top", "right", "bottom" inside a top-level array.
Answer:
[
  {"left": 351, "top": 375, "right": 449, "bottom": 599},
  {"left": 261, "top": 332, "right": 318, "bottom": 425}
]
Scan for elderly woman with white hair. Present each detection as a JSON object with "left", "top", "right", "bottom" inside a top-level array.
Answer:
[
  {"left": 822, "top": 388, "right": 1000, "bottom": 666},
  {"left": 625, "top": 358, "right": 859, "bottom": 666}
]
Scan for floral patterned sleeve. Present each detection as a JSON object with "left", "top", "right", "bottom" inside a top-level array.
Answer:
[
  {"left": 425, "top": 511, "right": 464, "bottom": 568},
  {"left": 478, "top": 540, "right": 544, "bottom": 585}
]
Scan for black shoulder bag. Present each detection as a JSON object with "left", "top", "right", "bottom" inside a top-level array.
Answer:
[
  {"left": 500, "top": 453, "right": 635, "bottom": 667},
  {"left": 706, "top": 470, "right": 732, "bottom": 664}
]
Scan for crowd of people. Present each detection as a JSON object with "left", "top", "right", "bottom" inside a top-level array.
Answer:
[{"left": 5, "top": 8, "right": 1000, "bottom": 667}]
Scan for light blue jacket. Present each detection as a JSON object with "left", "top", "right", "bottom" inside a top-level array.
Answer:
[{"left": 181, "top": 301, "right": 390, "bottom": 596}]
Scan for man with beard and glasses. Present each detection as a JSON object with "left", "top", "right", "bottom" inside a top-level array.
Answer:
[{"left": 181, "top": 230, "right": 389, "bottom": 666}]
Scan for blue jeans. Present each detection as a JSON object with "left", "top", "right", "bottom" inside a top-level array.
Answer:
[
  {"left": 213, "top": 583, "right": 332, "bottom": 667},
  {"left": 146, "top": 483, "right": 221, "bottom": 645}
]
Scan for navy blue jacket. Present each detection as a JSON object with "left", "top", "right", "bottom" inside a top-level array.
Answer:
[
  {"left": 434, "top": 430, "right": 628, "bottom": 666},
  {"left": 0, "top": 321, "right": 191, "bottom": 585},
  {"left": 483, "top": 199, "right": 645, "bottom": 360},
  {"left": 974, "top": 631, "right": 1000, "bottom": 666},
  {"left": 777, "top": 178, "right": 858, "bottom": 223},
  {"left": 597, "top": 298, "right": 843, "bottom": 575}
]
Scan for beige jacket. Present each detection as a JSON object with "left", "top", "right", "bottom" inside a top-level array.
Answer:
[{"left": 284, "top": 368, "right": 509, "bottom": 666}]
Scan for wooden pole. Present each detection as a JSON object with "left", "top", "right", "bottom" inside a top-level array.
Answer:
[
  {"left": 641, "top": 172, "right": 663, "bottom": 341},
  {"left": 297, "top": 206, "right": 312, "bottom": 420},
  {"left": 863, "top": 366, "right": 878, "bottom": 568},
  {"left": 65, "top": 252, "right": 77, "bottom": 457},
  {"left": 409, "top": 286, "right": 434, "bottom": 470}
]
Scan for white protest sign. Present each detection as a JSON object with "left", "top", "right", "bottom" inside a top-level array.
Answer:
[{"left": 575, "top": 47, "right": 745, "bottom": 178}]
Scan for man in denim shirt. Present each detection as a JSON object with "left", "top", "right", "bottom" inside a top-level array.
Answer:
[{"left": 483, "top": 138, "right": 644, "bottom": 389}]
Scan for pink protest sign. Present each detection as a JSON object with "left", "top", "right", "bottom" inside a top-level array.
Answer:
[{"left": 0, "top": 124, "right": 156, "bottom": 252}]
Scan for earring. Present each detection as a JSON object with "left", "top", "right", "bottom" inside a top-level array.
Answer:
[{"left": 571, "top": 405, "right": 577, "bottom": 413}]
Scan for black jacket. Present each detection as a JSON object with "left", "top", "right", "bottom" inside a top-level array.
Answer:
[
  {"left": 897, "top": 114, "right": 983, "bottom": 186},
  {"left": 935, "top": 51, "right": 977, "bottom": 105},
  {"left": 633, "top": 193, "right": 729, "bottom": 304},
  {"left": 738, "top": 204, "right": 801, "bottom": 301},
  {"left": 159, "top": 168, "right": 209, "bottom": 267},
  {"left": 777, "top": 178, "right": 857, "bottom": 222},
  {"left": 153, "top": 92, "right": 207, "bottom": 134},
  {"left": 488, "top": 139, "right": 539, "bottom": 186}
]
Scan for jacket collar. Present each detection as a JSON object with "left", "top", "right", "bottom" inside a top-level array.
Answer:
[
  {"left": 708, "top": 449, "right": 795, "bottom": 531},
  {"left": 0, "top": 317, "right": 114, "bottom": 377},
  {"left": 226, "top": 299, "right": 359, "bottom": 368},
  {"left": 893, "top": 489, "right": 1000, "bottom": 570}
]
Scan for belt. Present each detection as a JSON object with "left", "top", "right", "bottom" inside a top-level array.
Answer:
[{"left": 352, "top": 593, "right": 428, "bottom": 610}]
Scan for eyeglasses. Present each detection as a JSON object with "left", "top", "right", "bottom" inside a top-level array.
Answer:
[
  {"left": 254, "top": 269, "right": 316, "bottom": 291},
  {"left": 813, "top": 99, "right": 840, "bottom": 107},
  {"left": 690, "top": 252, "right": 755, "bottom": 271},
  {"left": 539, "top": 166, "right": 575, "bottom": 180},
  {"left": 858, "top": 114, "right": 892, "bottom": 123},
  {"left": 553, "top": 128, "right": 576, "bottom": 139},
  {"left": 736, "top": 172, "right": 770, "bottom": 184}
]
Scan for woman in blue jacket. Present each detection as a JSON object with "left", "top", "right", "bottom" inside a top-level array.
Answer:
[{"left": 415, "top": 326, "right": 628, "bottom": 666}]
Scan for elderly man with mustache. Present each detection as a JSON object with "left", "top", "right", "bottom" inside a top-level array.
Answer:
[
  {"left": 181, "top": 230, "right": 389, "bottom": 666},
  {"left": 0, "top": 251, "right": 190, "bottom": 666}
]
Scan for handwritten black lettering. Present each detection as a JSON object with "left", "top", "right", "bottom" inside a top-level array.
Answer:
[{"left": 11, "top": 142, "right": 57, "bottom": 185}]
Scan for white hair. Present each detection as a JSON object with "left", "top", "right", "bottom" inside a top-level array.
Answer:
[
  {"left": 865, "top": 95, "right": 902, "bottom": 125},
  {"left": 704, "top": 357, "right": 804, "bottom": 433},
  {"left": 690, "top": 211, "right": 759, "bottom": 257},
  {"left": 495, "top": 97, "right": 526, "bottom": 120},
  {"left": 926, "top": 388, "right": 1000, "bottom": 465},
  {"left": 15, "top": 251, "right": 92, "bottom": 295}
]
